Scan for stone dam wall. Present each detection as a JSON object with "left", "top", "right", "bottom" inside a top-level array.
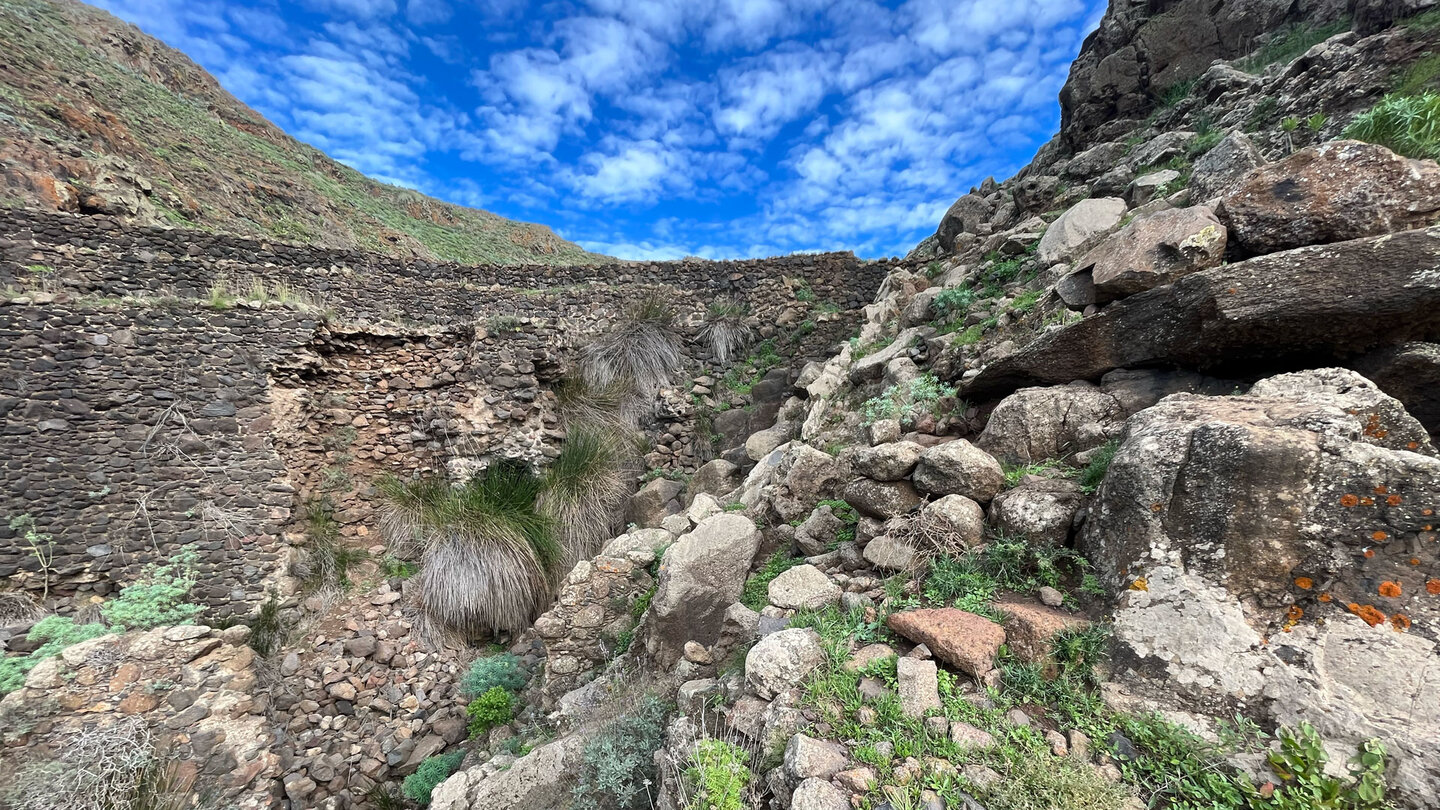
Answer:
[{"left": 0, "top": 208, "right": 893, "bottom": 618}]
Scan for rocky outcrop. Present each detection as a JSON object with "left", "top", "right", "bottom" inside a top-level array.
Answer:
[
  {"left": 1083, "top": 368, "right": 1439, "bottom": 804},
  {"left": 962, "top": 226, "right": 1440, "bottom": 401},
  {"left": 1077, "top": 206, "right": 1227, "bottom": 301}
]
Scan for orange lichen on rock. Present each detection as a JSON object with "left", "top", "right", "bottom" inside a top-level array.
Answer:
[
  {"left": 1360, "top": 497, "right": 1375, "bottom": 506},
  {"left": 1379, "top": 581, "right": 1402, "bottom": 598},
  {"left": 1391, "top": 614, "right": 1411, "bottom": 632},
  {"left": 1130, "top": 578, "right": 1148, "bottom": 592},
  {"left": 1286, "top": 605, "right": 1304, "bottom": 621},
  {"left": 1374, "top": 485, "right": 1389, "bottom": 495},
  {"left": 1363, "top": 549, "right": 1376, "bottom": 559},
  {"left": 1427, "top": 579, "right": 1440, "bottom": 595},
  {"left": 1386, "top": 495, "right": 1402, "bottom": 506},
  {"left": 1340, "top": 494, "right": 1360, "bottom": 507},
  {"left": 1318, "top": 592, "right": 1333, "bottom": 603},
  {"left": 1371, "top": 530, "right": 1389, "bottom": 542},
  {"left": 1349, "top": 603, "right": 1387, "bottom": 627},
  {"left": 1294, "top": 576, "right": 1314, "bottom": 590}
]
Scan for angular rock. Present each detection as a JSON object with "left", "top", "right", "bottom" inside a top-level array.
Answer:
[
  {"left": 1037, "top": 198, "right": 1127, "bottom": 265},
  {"left": 995, "top": 599, "right": 1089, "bottom": 665},
  {"left": 785, "top": 734, "right": 849, "bottom": 780},
  {"left": 937, "top": 193, "right": 994, "bottom": 252},
  {"left": 911, "top": 440, "right": 1003, "bottom": 503},
  {"left": 949, "top": 720, "right": 998, "bottom": 750},
  {"left": 648, "top": 514, "right": 761, "bottom": 667},
  {"left": 851, "top": 441, "right": 925, "bottom": 482},
  {"left": 784, "top": 445, "right": 846, "bottom": 505},
  {"left": 887, "top": 609, "right": 1006, "bottom": 677},
  {"left": 1222, "top": 140, "right": 1440, "bottom": 256},
  {"left": 861, "top": 534, "right": 916, "bottom": 572},
  {"left": 1078, "top": 206, "right": 1227, "bottom": 301},
  {"left": 746, "top": 628, "right": 826, "bottom": 700},
  {"left": 1125, "top": 169, "right": 1180, "bottom": 207},
  {"left": 429, "top": 734, "right": 584, "bottom": 810},
  {"left": 748, "top": 423, "right": 796, "bottom": 462},
  {"left": 768, "top": 564, "right": 842, "bottom": 610},
  {"left": 689, "top": 459, "right": 744, "bottom": 503},
  {"left": 843, "top": 478, "right": 923, "bottom": 519},
  {"left": 896, "top": 657, "right": 941, "bottom": 718},
  {"left": 628, "top": 477, "right": 685, "bottom": 528},
  {"left": 790, "top": 777, "right": 851, "bottom": 810},
  {"left": 1190, "top": 130, "right": 1263, "bottom": 202}
]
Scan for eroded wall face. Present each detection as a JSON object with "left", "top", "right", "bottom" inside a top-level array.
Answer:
[{"left": 0, "top": 209, "right": 891, "bottom": 615}]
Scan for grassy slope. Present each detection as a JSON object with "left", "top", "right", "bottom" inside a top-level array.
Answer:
[{"left": 0, "top": 0, "right": 607, "bottom": 266}]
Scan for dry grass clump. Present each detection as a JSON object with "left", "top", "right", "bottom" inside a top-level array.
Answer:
[
  {"left": 539, "top": 427, "right": 635, "bottom": 576},
  {"left": 697, "top": 298, "right": 753, "bottom": 365},
  {"left": 578, "top": 294, "right": 682, "bottom": 401},
  {"left": 3, "top": 718, "right": 200, "bottom": 810},
  {"left": 379, "top": 460, "right": 557, "bottom": 636}
]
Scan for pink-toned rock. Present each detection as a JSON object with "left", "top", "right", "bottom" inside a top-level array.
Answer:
[
  {"left": 995, "top": 599, "right": 1090, "bottom": 666},
  {"left": 885, "top": 609, "right": 1005, "bottom": 677}
]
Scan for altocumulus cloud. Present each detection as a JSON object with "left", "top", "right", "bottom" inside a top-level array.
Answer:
[{"left": 91, "top": 0, "right": 1105, "bottom": 260}]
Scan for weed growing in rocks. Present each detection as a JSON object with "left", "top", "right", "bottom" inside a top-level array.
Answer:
[
  {"left": 299, "top": 500, "right": 368, "bottom": 593},
  {"left": 99, "top": 546, "right": 203, "bottom": 631},
  {"left": 1001, "top": 459, "right": 1078, "bottom": 488},
  {"left": 684, "top": 738, "right": 753, "bottom": 810},
  {"left": 401, "top": 750, "right": 465, "bottom": 806},
  {"left": 571, "top": 695, "right": 670, "bottom": 810},
  {"left": 540, "top": 427, "right": 633, "bottom": 576},
  {"left": 460, "top": 652, "right": 527, "bottom": 697},
  {"left": 1079, "top": 440, "right": 1119, "bottom": 494},
  {"left": 246, "top": 589, "right": 287, "bottom": 658},
  {"left": 8, "top": 515, "right": 56, "bottom": 601},
  {"left": 465, "top": 686, "right": 515, "bottom": 738},
  {"left": 861, "top": 373, "right": 958, "bottom": 427},
  {"left": 698, "top": 299, "right": 754, "bottom": 365},
  {"left": 1236, "top": 20, "right": 1351, "bottom": 74},
  {"left": 578, "top": 293, "right": 683, "bottom": 400},
  {"left": 719, "top": 339, "right": 783, "bottom": 396},
  {"left": 0, "top": 616, "right": 111, "bottom": 694}
]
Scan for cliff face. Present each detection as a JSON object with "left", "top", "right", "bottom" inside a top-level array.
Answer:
[{"left": 0, "top": 0, "right": 606, "bottom": 266}]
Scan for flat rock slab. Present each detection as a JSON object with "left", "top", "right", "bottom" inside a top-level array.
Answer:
[
  {"left": 995, "top": 599, "right": 1089, "bottom": 665},
  {"left": 887, "top": 608, "right": 1006, "bottom": 677}
]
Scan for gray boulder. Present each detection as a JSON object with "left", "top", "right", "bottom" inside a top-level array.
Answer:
[
  {"left": 746, "top": 628, "right": 826, "bottom": 700},
  {"left": 843, "top": 478, "right": 923, "bottom": 519},
  {"left": 921, "top": 494, "right": 986, "bottom": 549},
  {"left": 851, "top": 441, "right": 925, "bottom": 482},
  {"left": 688, "top": 459, "right": 744, "bottom": 504},
  {"left": 911, "top": 439, "right": 1004, "bottom": 503},
  {"left": 976, "top": 382, "right": 1125, "bottom": 464},
  {"left": 1190, "top": 130, "right": 1263, "bottom": 202},
  {"left": 647, "top": 514, "right": 761, "bottom": 667},
  {"left": 430, "top": 734, "right": 585, "bottom": 810},
  {"left": 1037, "top": 197, "right": 1127, "bottom": 265},
  {"left": 989, "top": 478, "right": 1086, "bottom": 547},
  {"left": 1078, "top": 206, "right": 1227, "bottom": 301},
  {"left": 768, "top": 565, "right": 842, "bottom": 610},
  {"left": 628, "top": 477, "right": 684, "bottom": 528}
]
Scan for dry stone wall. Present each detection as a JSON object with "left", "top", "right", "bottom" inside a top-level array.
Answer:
[{"left": 0, "top": 208, "right": 889, "bottom": 618}]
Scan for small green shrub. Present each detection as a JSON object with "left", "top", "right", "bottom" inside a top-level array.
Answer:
[
  {"left": 931, "top": 286, "right": 976, "bottom": 322},
  {"left": 401, "top": 750, "right": 465, "bottom": 806},
  {"left": 1344, "top": 92, "right": 1440, "bottom": 159},
  {"left": 923, "top": 555, "right": 998, "bottom": 618},
  {"left": 685, "top": 738, "right": 752, "bottom": 810},
  {"left": 861, "top": 373, "right": 957, "bottom": 427},
  {"left": 247, "top": 590, "right": 286, "bottom": 658},
  {"left": 1186, "top": 128, "right": 1224, "bottom": 158},
  {"left": 460, "top": 652, "right": 527, "bottom": 697},
  {"left": 571, "top": 695, "right": 670, "bottom": 810},
  {"left": 466, "top": 686, "right": 514, "bottom": 738},
  {"left": 1264, "top": 722, "right": 1388, "bottom": 809},
  {"left": 0, "top": 616, "right": 111, "bottom": 694},
  {"left": 1079, "top": 440, "right": 1120, "bottom": 494},
  {"left": 1156, "top": 78, "right": 1196, "bottom": 108},
  {"left": 740, "top": 551, "right": 806, "bottom": 611},
  {"left": 100, "top": 546, "right": 203, "bottom": 630},
  {"left": 1002, "top": 459, "right": 1077, "bottom": 488}
]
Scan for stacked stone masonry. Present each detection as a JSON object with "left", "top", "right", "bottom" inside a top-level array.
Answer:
[{"left": 0, "top": 209, "right": 890, "bottom": 617}]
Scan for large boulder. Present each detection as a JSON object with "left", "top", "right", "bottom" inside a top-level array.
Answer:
[
  {"left": 688, "top": 459, "right": 744, "bottom": 504},
  {"left": 936, "top": 192, "right": 994, "bottom": 251},
  {"left": 1221, "top": 140, "right": 1440, "bottom": 256},
  {"left": 1036, "top": 197, "right": 1127, "bottom": 266},
  {"left": 911, "top": 439, "right": 1004, "bottom": 503},
  {"left": 850, "top": 441, "right": 925, "bottom": 482},
  {"left": 921, "top": 494, "right": 986, "bottom": 549},
  {"left": 1082, "top": 369, "right": 1439, "bottom": 805},
  {"left": 989, "top": 477, "right": 1086, "bottom": 547},
  {"left": 843, "top": 477, "right": 923, "bottom": 519},
  {"left": 783, "top": 445, "right": 846, "bottom": 506},
  {"left": 961, "top": 226, "right": 1440, "bottom": 401},
  {"left": 647, "top": 514, "right": 762, "bottom": 667},
  {"left": 768, "top": 564, "right": 842, "bottom": 610},
  {"left": 976, "top": 382, "right": 1125, "bottom": 463},
  {"left": 1077, "top": 206, "right": 1227, "bottom": 301}
]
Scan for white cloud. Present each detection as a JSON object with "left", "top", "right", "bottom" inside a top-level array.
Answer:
[
  {"left": 302, "top": 0, "right": 399, "bottom": 19},
  {"left": 406, "top": 0, "right": 452, "bottom": 26}
]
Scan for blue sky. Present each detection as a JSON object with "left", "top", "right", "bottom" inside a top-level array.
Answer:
[{"left": 89, "top": 0, "right": 1105, "bottom": 260}]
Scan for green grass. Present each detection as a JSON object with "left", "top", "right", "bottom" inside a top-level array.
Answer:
[
  {"left": 1236, "top": 20, "right": 1351, "bottom": 74},
  {"left": 1395, "top": 53, "right": 1440, "bottom": 97},
  {"left": 1002, "top": 459, "right": 1078, "bottom": 488},
  {"left": 720, "top": 339, "right": 783, "bottom": 395},
  {"left": 1345, "top": 92, "right": 1440, "bottom": 159},
  {"left": 1079, "top": 441, "right": 1119, "bottom": 494},
  {"left": 1155, "top": 78, "right": 1196, "bottom": 108},
  {"left": 1404, "top": 8, "right": 1440, "bottom": 31}
]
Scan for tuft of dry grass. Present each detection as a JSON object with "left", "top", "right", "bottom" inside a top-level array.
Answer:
[
  {"left": 578, "top": 294, "right": 682, "bottom": 401},
  {"left": 538, "top": 427, "right": 635, "bottom": 579}
]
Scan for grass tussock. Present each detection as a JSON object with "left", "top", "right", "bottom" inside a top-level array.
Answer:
[
  {"left": 698, "top": 298, "right": 754, "bottom": 366},
  {"left": 578, "top": 294, "right": 682, "bottom": 400},
  {"left": 379, "top": 460, "right": 558, "bottom": 636},
  {"left": 539, "top": 427, "right": 634, "bottom": 576},
  {"left": 1344, "top": 92, "right": 1440, "bottom": 159}
]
